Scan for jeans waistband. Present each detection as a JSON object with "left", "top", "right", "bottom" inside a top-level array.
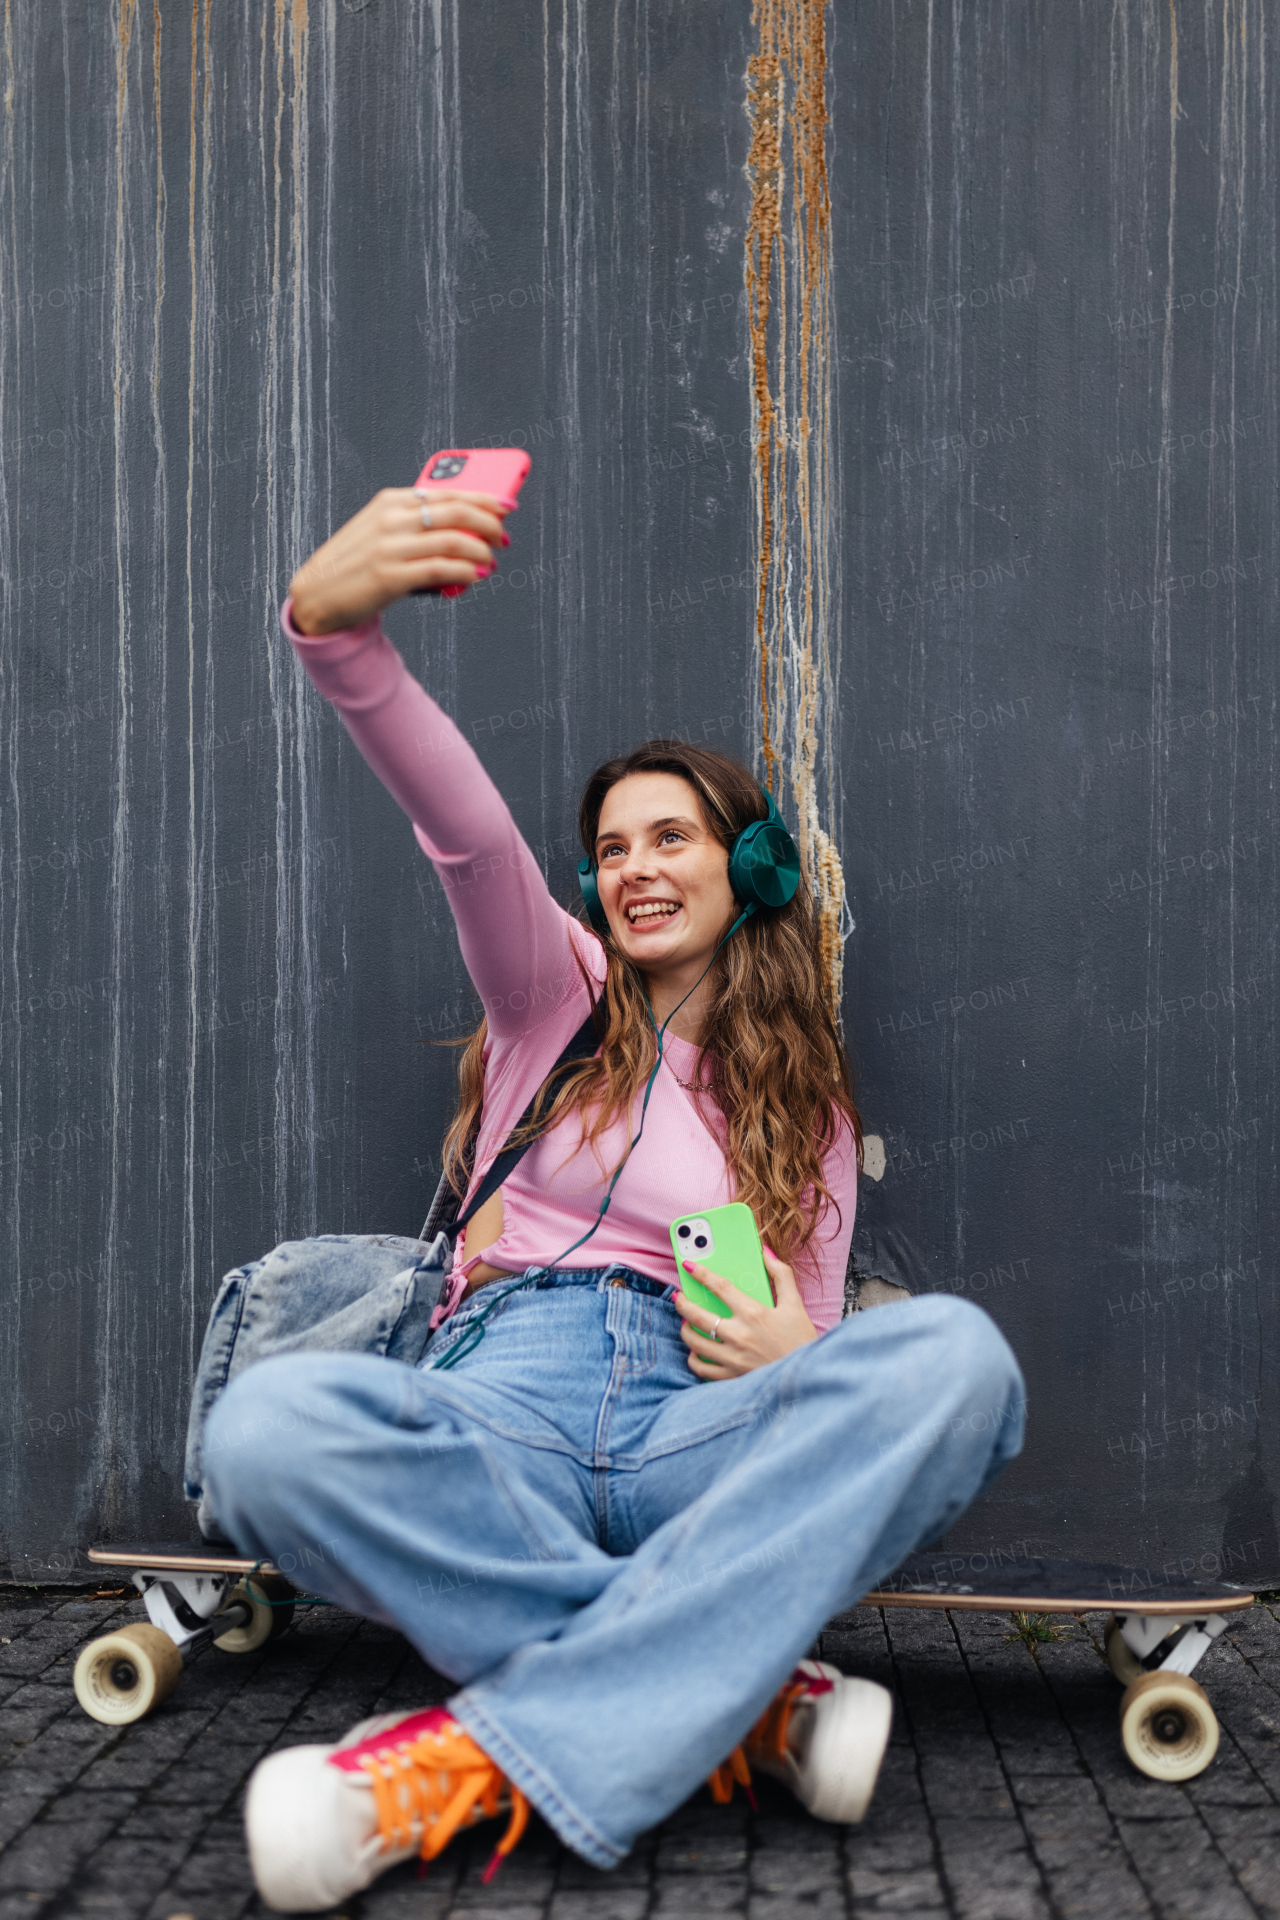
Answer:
[
  {"left": 429, "top": 1264, "right": 676, "bottom": 1373},
  {"left": 475, "top": 1264, "right": 674, "bottom": 1302}
]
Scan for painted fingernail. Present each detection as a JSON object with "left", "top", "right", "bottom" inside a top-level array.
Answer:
[
  {"left": 475, "top": 563, "right": 493, "bottom": 577},
  {"left": 500, "top": 532, "right": 511, "bottom": 547},
  {"left": 764, "top": 1245, "right": 776, "bottom": 1258}
]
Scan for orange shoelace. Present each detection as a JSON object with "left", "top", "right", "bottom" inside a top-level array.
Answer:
[
  {"left": 748, "top": 1673, "right": 812, "bottom": 1765},
  {"left": 708, "top": 1669, "right": 831, "bottom": 1807},
  {"left": 355, "top": 1716, "right": 529, "bottom": 1885},
  {"left": 707, "top": 1743, "right": 757, "bottom": 1808}
]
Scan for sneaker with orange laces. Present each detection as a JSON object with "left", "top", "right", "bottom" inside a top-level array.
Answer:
[
  {"left": 709, "top": 1660, "right": 893, "bottom": 1824},
  {"left": 243, "top": 1706, "right": 528, "bottom": 1913}
]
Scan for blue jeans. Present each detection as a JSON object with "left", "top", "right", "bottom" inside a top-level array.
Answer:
[{"left": 203, "top": 1267, "right": 1024, "bottom": 1868}]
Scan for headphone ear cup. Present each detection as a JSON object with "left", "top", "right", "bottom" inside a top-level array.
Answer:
[
  {"left": 577, "top": 857, "right": 609, "bottom": 935},
  {"left": 729, "top": 799, "right": 802, "bottom": 912}
]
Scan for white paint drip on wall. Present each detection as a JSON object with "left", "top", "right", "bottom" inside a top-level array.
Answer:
[{"left": 0, "top": 0, "right": 1274, "bottom": 1578}]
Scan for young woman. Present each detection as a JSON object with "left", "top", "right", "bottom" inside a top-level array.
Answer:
[{"left": 204, "top": 485, "right": 1025, "bottom": 1912}]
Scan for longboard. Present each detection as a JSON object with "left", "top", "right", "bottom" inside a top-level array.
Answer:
[
  {"left": 865, "top": 1551, "right": 1254, "bottom": 1614},
  {"left": 89, "top": 1540, "right": 281, "bottom": 1577},
  {"left": 79, "top": 1542, "right": 1253, "bottom": 1782}
]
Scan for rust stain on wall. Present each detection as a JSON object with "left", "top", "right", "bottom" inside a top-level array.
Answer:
[
  {"left": 116, "top": 0, "right": 136, "bottom": 121},
  {"left": 744, "top": 0, "right": 846, "bottom": 1019}
]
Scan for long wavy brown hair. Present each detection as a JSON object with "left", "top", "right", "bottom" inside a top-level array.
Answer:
[{"left": 441, "top": 740, "right": 861, "bottom": 1270}]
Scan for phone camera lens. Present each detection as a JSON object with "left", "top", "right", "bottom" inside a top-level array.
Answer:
[
  {"left": 677, "top": 1224, "right": 690, "bottom": 1239},
  {"left": 694, "top": 1235, "right": 708, "bottom": 1250},
  {"left": 430, "top": 454, "right": 467, "bottom": 480}
]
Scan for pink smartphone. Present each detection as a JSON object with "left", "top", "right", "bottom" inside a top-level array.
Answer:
[{"left": 412, "top": 447, "right": 532, "bottom": 598}]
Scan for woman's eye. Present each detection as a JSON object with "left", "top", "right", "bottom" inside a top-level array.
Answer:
[{"left": 659, "top": 830, "right": 684, "bottom": 846}]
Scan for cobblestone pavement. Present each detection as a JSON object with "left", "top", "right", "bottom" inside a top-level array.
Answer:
[{"left": 1, "top": 1586, "right": 1278, "bottom": 1919}]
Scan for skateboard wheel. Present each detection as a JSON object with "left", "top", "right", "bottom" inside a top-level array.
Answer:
[
  {"left": 1119, "top": 1670, "right": 1219, "bottom": 1780},
  {"left": 1104, "top": 1615, "right": 1144, "bottom": 1686},
  {"left": 213, "top": 1572, "right": 295, "bottom": 1653},
  {"left": 73, "top": 1623, "right": 182, "bottom": 1725}
]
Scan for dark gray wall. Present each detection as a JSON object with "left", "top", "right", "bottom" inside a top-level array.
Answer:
[{"left": 1, "top": 1, "right": 1275, "bottom": 1587}]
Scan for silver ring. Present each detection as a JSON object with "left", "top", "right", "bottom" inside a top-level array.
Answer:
[
  {"left": 419, "top": 503, "right": 434, "bottom": 530},
  {"left": 710, "top": 1316, "right": 722, "bottom": 1339}
]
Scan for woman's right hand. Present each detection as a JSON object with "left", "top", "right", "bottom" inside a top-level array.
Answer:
[{"left": 288, "top": 488, "right": 510, "bottom": 636}]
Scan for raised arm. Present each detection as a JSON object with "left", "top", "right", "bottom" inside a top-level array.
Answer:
[{"left": 285, "top": 488, "right": 585, "bottom": 1036}]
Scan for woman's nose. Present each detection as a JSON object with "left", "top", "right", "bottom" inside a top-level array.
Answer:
[{"left": 619, "top": 845, "right": 656, "bottom": 883}]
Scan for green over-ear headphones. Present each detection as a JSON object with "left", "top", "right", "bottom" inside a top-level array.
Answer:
[{"left": 575, "top": 787, "right": 801, "bottom": 937}]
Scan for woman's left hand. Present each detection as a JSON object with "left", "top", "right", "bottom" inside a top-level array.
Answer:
[{"left": 674, "top": 1247, "right": 819, "bottom": 1379}]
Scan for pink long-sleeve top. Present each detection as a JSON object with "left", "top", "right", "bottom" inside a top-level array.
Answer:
[{"left": 281, "top": 599, "right": 856, "bottom": 1331}]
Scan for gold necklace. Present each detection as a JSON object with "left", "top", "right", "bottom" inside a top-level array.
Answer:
[{"left": 667, "top": 1052, "right": 710, "bottom": 1093}]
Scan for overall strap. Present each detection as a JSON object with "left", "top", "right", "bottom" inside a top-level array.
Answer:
[{"left": 419, "top": 1004, "right": 602, "bottom": 1244}]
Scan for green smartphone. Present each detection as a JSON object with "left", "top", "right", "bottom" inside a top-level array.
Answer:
[{"left": 669, "top": 1202, "right": 775, "bottom": 1335}]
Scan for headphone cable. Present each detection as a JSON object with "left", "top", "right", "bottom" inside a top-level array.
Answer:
[{"left": 431, "top": 905, "right": 752, "bottom": 1368}]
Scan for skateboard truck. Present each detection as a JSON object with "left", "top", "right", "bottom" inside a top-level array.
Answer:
[
  {"left": 1111, "top": 1608, "right": 1230, "bottom": 1677},
  {"left": 130, "top": 1568, "right": 254, "bottom": 1659}
]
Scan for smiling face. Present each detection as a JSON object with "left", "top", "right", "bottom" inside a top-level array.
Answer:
[{"left": 593, "top": 770, "right": 739, "bottom": 980}]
